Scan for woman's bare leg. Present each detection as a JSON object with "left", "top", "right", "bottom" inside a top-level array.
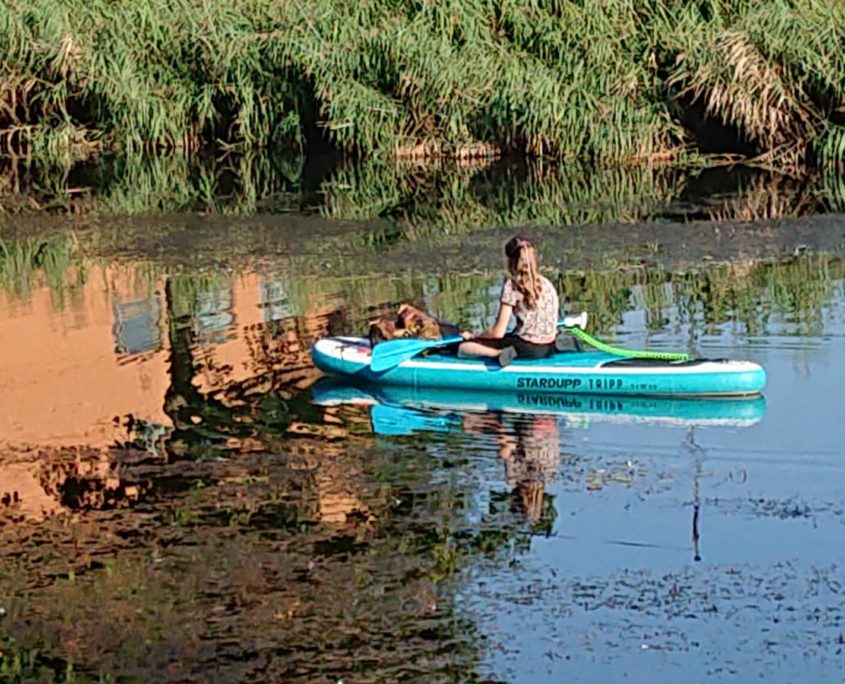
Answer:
[{"left": 457, "top": 341, "right": 502, "bottom": 359}]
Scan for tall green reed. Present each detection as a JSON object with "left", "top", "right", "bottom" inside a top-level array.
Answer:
[{"left": 3, "top": 0, "right": 843, "bottom": 168}]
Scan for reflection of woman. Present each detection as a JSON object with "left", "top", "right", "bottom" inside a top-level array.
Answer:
[{"left": 463, "top": 412, "right": 561, "bottom": 521}]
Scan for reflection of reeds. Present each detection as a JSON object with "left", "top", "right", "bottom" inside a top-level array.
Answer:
[
  {"left": 275, "top": 252, "right": 844, "bottom": 342},
  {"left": 2, "top": 234, "right": 842, "bottom": 345},
  {"left": 322, "top": 158, "right": 687, "bottom": 232},
  {"left": 702, "top": 172, "right": 818, "bottom": 222},
  {"left": 4, "top": 152, "right": 687, "bottom": 224},
  {"left": 0, "top": 153, "right": 304, "bottom": 215},
  {"left": 3, "top": 149, "right": 842, "bottom": 225},
  {"left": 79, "top": 154, "right": 302, "bottom": 216},
  {"left": 0, "top": 234, "right": 83, "bottom": 303},
  {"left": 743, "top": 255, "right": 842, "bottom": 334},
  {"left": 559, "top": 254, "right": 844, "bottom": 338}
]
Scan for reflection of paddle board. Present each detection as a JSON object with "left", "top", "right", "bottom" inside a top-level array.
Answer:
[
  {"left": 312, "top": 336, "right": 766, "bottom": 397},
  {"left": 310, "top": 378, "right": 767, "bottom": 434}
]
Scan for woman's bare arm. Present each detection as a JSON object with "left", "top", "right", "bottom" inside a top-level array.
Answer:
[{"left": 475, "top": 302, "right": 512, "bottom": 339}]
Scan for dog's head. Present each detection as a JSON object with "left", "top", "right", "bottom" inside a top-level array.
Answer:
[{"left": 397, "top": 303, "right": 441, "bottom": 339}]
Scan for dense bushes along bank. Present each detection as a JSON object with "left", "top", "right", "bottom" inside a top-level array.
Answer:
[{"left": 1, "top": 0, "right": 844, "bottom": 168}]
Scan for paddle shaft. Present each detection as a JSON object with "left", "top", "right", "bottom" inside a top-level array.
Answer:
[{"left": 371, "top": 316, "right": 690, "bottom": 372}]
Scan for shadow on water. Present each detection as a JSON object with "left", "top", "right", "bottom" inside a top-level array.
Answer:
[{"left": 0, "top": 221, "right": 844, "bottom": 680}]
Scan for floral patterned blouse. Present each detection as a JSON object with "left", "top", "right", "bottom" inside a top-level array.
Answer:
[{"left": 500, "top": 275, "right": 559, "bottom": 344}]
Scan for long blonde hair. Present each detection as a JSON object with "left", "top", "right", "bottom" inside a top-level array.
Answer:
[{"left": 505, "top": 236, "right": 542, "bottom": 309}]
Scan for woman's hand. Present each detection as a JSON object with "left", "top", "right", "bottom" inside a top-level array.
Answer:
[{"left": 461, "top": 331, "right": 475, "bottom": 340}]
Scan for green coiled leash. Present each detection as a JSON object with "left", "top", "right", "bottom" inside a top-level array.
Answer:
[{"left": 565, "top": 326, "right": 691, "bottom": 362}]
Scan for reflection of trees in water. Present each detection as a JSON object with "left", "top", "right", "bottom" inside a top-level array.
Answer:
[
  {"left": 1, "top": 240, "right": 842, "bottom": 678},
  {"left": 1, "top": 275, "right": 537, "bottom": 682},
  {"left": 1, "top": 438, "right": 491, "bottom": 680},
  {"left": 559, "top": 253, "right": 843, "bottom": 338},
  {"left": 0, "top": 440, "right": 505, "bottom": 681},
  {"left": 0, "top": 447, "right": 146, "bottom": 520},
  {"left": 702, "top": 172, "right": 818, "bottom": 222},
  {"left": 160, "top": 274, "right": 336, "bottom": 451}
]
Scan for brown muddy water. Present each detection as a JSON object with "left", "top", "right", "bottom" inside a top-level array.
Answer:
[{"left": 1, "top": 195, "right": 845, "bottom": 682}]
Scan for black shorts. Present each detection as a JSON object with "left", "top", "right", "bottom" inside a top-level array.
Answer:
[{"left": 477, "top": 333, "right": 555, "bottom": 359}]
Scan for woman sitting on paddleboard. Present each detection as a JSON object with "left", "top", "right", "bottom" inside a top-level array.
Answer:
[{"left": 459, "top": 236, "right": 560, "bottom": 367}]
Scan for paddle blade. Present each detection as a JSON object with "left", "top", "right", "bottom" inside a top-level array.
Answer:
[{"left": 370, "top": 335, "right": 463, "bottom": 372}]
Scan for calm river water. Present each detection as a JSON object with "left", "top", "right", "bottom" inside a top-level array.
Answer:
[{"left": 1, "top": 197, "right": 844, "bottom": 681}]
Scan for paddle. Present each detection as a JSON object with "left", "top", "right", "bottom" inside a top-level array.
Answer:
[
  {"left": 370, "top": 335, "right": 464, "bottom": 372},
  {"left": 371, "top": 313, "right": 591, "bottom": 373},
  {"left": 370, "top": 310, "right": 689, "bottom": 372}
]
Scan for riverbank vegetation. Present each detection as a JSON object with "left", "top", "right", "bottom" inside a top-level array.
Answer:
[{"left": 2, "top": 0, "right": 845, "bottom": 170}]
